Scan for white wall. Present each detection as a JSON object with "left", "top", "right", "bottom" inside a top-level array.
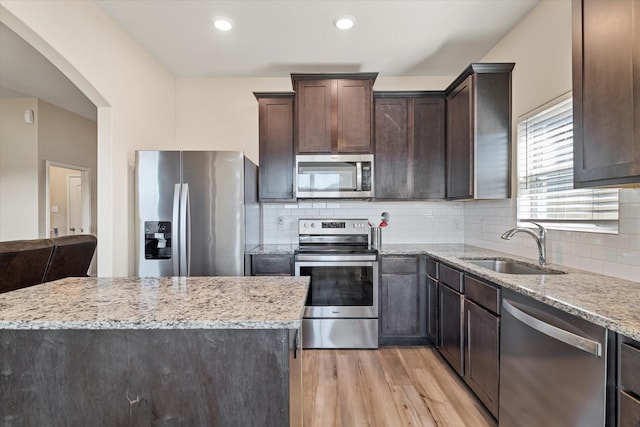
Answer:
[
  {"left": 465, "top": 0, "right": 640, "bottom": 282},
  {"left": 0, "top": 98, "right": 97, "bottom": 241},
  {"left": 38, "top": 99, "right": 97, "bottom": 238},
  {"left": 176, "top": 77, "right": 289, "bottom": 163},
  {"left": 1, "top": 0, "right": 176, "bottom": 276},
  {"left": 0, "top": 98, "right": 39, "bottom": 240}
]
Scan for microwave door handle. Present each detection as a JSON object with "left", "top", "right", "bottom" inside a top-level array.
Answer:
[{"left": 356, "top": 162, "right": 363, "bottom": 191}]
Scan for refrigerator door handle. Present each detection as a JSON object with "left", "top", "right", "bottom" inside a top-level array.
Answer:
[
  {"left": 503, "top": 299, "right": 602, "bottom": 356},
  {"left": 180, "top": 183, "right": 190, "bottom": 276},
  {"left": 172, "top": 183, "right": 181, "bottom": 276}
]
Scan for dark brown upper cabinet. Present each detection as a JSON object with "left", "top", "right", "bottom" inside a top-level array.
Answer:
[
  {"left": 374, "top": 92, "right": 446, "bottom": 200},
  {"left": 292, "top": 73, "right": 377, "bottom": 154},
  {"left": 572, "top": 0, "right": 640, "bottom": 188},
  {"left": 445, "top": 63, "right": 514, "bottom": 200},
  {"left": 254, "top": 92, "right": 295, "bottom": 201}
]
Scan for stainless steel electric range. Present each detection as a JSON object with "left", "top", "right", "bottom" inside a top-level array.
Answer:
[{"left": 294, "top": 218, "right": 379, "bottom": 349}]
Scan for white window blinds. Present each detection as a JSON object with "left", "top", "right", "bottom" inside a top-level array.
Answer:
[{"left": 517, "top": 93, "right": 619, "bottom": 233}]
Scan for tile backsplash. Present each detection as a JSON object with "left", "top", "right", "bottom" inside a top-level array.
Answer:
[
  {"left": 262, "top": 200, "right": 464, "bottom": 245},
  {"left": 464, "top": 188, "right": 640, "bottom": 282},
  {"left": 261, "top": 188, "right": 639, "bottom": 282}
]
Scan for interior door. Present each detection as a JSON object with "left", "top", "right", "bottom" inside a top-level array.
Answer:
[{"left": 67, "top": 175, "right": 82, "bottom": 235}]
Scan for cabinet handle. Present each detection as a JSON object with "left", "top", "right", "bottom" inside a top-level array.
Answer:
[{"left": 503, "top": 299, "right": 602, "bottom": 357}]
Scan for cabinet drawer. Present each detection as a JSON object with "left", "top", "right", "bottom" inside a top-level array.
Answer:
[
  {"left": 427, "top": 258, "right": 438, "bottom": 278},
  {"left": 620, "top": 390, "right": 640, "bottom": 427},
  {"left": 382, "top": 256, "right": 418, "bottom": 274},
  {"left": 439, "top": 263, "right": 463, "bottom": 293},
  {"left": 621, "top": 342, "right": 640, "bottom": 394},
  {"left": 251, "top": 255, "right": 293, "bottom": 276},
  {"left": 464, "top": 275, "right": 500, "bottom": 315}
]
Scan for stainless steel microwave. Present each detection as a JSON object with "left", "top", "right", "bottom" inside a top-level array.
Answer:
[{"left": 295, "top": 154, "right": 374, "bottom": 199}]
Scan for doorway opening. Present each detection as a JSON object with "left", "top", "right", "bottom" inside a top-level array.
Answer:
[{"left": 45, "top": 161, "right": 91, "bottom": 238}]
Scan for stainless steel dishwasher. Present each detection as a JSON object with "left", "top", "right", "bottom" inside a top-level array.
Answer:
[{"left": 499, "top": 288, "right": 611, "bottom": 427}]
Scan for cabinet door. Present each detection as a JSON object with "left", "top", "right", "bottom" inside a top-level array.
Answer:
[
  {"left": 446, "top": 76, "right": 474, "bottom": 200},
  {"left": 337, "top": 79, "right": 373, "bottom": 153},
  {"left": 464, "top": 299, "right": 499, "bottom": 418},
  {"left": 257, "top": 96, "right": 295, "bottom": 200},
  {"left": 438, "top": 283, "right": 463, "bottom": 375},
  {"left": 381, "top": 274, "right": 420, "bottom": 336},
  {"left": 426, "top": 276, "right": 438, "bottom": 344},
  {"left": 374, "top": 97, "right": 411, "bottom": 198},
  {"left": 296, "top": 80, "right": 333, "bottom": 153},
  {"left": 573, "top": 0, "right": 640, "bottom": 187},
  {"left": 374, "top": 95, "right": 446, "bottom": 200},
  {"left": 251, "top": 255, "right": 293, "bottom": 276},
  {"left": 414, "top": 97, "right": 446, "bottom": 199}
]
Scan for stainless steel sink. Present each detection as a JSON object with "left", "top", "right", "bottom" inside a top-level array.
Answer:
[{"left": 462, "top": 258, "right": 566, "bottom": 275}]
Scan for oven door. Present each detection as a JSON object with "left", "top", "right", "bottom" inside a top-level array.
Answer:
[{"left": 294, "top": 257, "right": 378, "bottom": 319}]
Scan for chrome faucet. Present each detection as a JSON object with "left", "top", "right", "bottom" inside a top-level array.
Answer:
[{"left": 501, "top": 222, "right": 547, "bottom": 266}]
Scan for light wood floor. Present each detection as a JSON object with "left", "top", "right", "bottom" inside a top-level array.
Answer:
[{"left": 303, "top": 346, "right": 497, "bottom": 427}]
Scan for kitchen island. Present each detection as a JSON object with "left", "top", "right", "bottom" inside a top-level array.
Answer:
[{"left": 0, "top": 276, "right": 309, "bottom": 426}]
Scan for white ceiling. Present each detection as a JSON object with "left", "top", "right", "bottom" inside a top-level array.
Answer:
[
  {"left": 0, "top": 0, "right": 538, "bottom": 121},
  {"left": 96, "top": 0, "right": 538, "bottom": 77}
]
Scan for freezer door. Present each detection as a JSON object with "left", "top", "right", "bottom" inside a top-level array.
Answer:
[
  {"left": 181, "top": 151, "right": 245, "bottom": 276},
  {"left": 135, "top": 151, "right": 181, "bottom": 277}
]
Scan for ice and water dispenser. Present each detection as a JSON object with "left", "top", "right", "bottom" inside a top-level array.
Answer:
[{"left": 144, "top": 221, "right": 172, "bottom": 259}]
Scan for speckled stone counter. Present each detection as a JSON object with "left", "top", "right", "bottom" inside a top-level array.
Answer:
[
  {"left": 379, "top": 243, "right": 640, "bottom": 342},
  {"left": 248, "top": 244, "right": 297, "bottom": 255},
  {"left": 0, "top": 276, "right": 309, "bottom": 330},
  {"left": 0, "top": 276, "right": 308, "bottom": 425}
]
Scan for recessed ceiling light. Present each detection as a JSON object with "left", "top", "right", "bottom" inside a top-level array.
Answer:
[
  {"left": 333, "top": 15, "right": 355, "bottom": 31},
  {"left": 213, "top": 17, "right": 234, "bottom": 32}
]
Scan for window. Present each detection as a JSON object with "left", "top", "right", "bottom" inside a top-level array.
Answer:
[{"left": 517, "top": 93, "right": 619, "bottom": 233}]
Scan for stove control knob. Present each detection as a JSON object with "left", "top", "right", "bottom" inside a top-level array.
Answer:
[
  {"left": 310, "top": 223, "right": 316, "bottom": 228},
  {"left": 303, "top": 223, "right": 308, "bottom": 228}
]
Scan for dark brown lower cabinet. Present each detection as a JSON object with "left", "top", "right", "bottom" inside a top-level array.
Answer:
[
  {"left": 464, "top": 299, "right": 500, "bottom": 418},
  {"left": 381, "top": 274, "right": 419, "bottom": 336},
  {"left": 380, "top": 255, "right": 427, "bottom": 345},
  {"left": 426, "top": 276, "right": 438, "bottom": 344},
  {"left": 619, "top": 336, "right": 640, "bottom": 427},
  {"left": 250, "top": 254, "right": 293, "bottom": 276},
  {"left": 438, "top": 283, "right": 463, "bottom": 375}
]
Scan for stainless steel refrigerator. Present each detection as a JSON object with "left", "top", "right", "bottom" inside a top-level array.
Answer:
[{"left": 135, "top": 151, "right": 260, "bottom": 277}]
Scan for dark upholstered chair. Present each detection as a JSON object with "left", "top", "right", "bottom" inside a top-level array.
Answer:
[
  {"left": 42, "top": 235, "right": 97, "bottom": 283},
  {"left": 0, "top": 239, "right": 55, "bottom": 293}
]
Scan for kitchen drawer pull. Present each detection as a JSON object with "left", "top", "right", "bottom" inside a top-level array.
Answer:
[{"left": 503, "top": 299, "right": 602, "bottom": 357}]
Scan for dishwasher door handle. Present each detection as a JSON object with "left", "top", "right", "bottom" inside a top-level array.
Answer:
[{"left": 503, "top": 299, "right": 602, "bottom": 357}]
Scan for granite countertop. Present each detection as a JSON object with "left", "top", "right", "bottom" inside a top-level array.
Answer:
[
  {"left": 248, "top": 244, "right": 297, "bottom": 255},
  {"left": 249, "top": 242, "right": 640, "bottom": 340},
  {"left": 381, "top": 243, "right": 640, "bottom": 342},
  {"left": 0, "top": 276, "right": 309, "bottom": 330}
]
